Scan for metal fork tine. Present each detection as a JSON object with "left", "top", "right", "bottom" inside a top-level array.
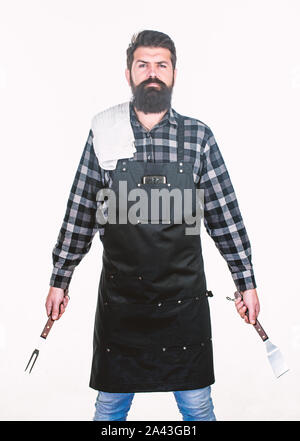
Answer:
[
  {"left": 24, "top": 298, "right": 66, "bottom": 374},
  {"left": 25, "top": 349, "right": 39, "bottom": 373}
]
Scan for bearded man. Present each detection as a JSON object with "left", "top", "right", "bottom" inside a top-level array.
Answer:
[{"left": 46, "top": 30, "right": 259, "bottom": 421}]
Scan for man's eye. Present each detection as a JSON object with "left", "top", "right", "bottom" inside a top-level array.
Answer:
[
  {"left": 159, "top": 64, "right": 167, "bottom": 68},
  {"left": 138, "top": 64, "right": 146, "bottom": 68}
]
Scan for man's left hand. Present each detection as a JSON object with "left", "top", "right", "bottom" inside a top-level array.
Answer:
[{"left": 235, "top": 289, "right": 260, "bottom": 325}]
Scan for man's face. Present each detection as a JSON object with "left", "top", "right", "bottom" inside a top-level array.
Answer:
[{"left": 125, "top": 46, "right": 177, "bottom": 114}]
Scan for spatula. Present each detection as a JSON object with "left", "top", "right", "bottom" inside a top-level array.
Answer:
[{"left": 227, "top": 291, "right": 289, "bottom": 378}]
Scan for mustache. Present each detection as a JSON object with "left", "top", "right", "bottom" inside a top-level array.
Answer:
[{"left": 140, "top": 77, "right": 166, "bottom": 87}]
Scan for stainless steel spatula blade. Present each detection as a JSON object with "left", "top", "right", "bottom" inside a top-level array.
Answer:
[
  {"left": 233, "top": 291, "right": 289, "bottom": 378},
  {"left": 265, "top": 339, "right": 289, "bottom": 378}
]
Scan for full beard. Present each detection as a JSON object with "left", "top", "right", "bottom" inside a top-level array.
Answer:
[{"left": 130, "top": 76, "right": 174, "bottom": 114}]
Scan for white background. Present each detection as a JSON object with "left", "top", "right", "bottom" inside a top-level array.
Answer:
[{"left": 0, "top": 0, "right": 299, "bottom": 421}]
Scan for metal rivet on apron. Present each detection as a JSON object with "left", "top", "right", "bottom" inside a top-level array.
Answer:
[
  {"left": 179, "top": 169, "right": 183, "bottom": 173},
  {"left": 138, "top": 276, "right": 143, "bottom": 280},
  {"left": 122, "top": 161, "right": 126, "bottom": 165},
  {"left": 195, "top": 296, "right": 199, "bottom": 300},
  {"left": 137, "top": 183, "right": 141, "bottom": 187},
  {"left": 179, "top": 162, "right": 183, "bottom": 166},
  {"left": 162, "top": 347, "right": 166, "bottom": 351},
  {"left": 109, "top": 274, "right": 114, "bottom": 279},
  {"left": 157, "top": 302, "right": 162, "bottom": 307},
  {"left": 183, "top": 346, "right": 187, "bottom": 350},
  {"left": 122, "top": 167, "right": 126, "bottom": 171},
  {"left": 177, "top": 300, "right": 182, "bottom": 303},
  {"left": 201, "top": 342, "right": 205, "bottom": 346},
  {"left": 167, "top": 183, "right": 171, "bottom": 186},
  {"left": 106, "top": 348, "right": 111, "bottom": 352}
]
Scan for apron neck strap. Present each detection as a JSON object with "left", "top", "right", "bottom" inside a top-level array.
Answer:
[{"left": 176, "top": 115, "right": 185, "bottom": 163}]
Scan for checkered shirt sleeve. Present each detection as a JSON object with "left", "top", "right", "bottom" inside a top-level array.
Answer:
[
  {"left": 199, "top": 127, "right": 257, "bottom": 292},
  {"left": 49, "top": 130, "right": 104, "bottom": 290}
]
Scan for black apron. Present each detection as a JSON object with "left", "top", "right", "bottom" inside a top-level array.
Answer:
[{"left": 89, "top": 115, "right": 215, "bottom": 393}]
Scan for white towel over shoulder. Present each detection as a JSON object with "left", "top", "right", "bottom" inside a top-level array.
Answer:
[{"left": 91, "top": 101, "right": 136, "bottom": 170}]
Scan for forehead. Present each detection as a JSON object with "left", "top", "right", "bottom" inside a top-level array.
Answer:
[{"left": 132, "top": 46, "right": 172, "bottom": 63}]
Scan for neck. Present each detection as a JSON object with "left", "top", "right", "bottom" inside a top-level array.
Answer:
[{"left": 133, "top": 107, "right": 168, "bottom": 131}]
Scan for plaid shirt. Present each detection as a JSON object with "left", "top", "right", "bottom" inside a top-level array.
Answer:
[{"left": 49, "top": 101, "right": 257, "bottom": 292}]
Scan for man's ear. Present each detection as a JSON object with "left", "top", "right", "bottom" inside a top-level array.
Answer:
[
  {"left": 125, "top": 68, "right": 131, "bottom": 86},
  {"left": 173, "top": 68, "right": 177, "bottom": 85}
]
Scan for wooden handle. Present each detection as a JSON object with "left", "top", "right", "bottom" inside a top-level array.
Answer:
[
  {"left": 40, "top": 316, "right": 55, "bottom": 339},
  {"left": 234, "top": 291, "right": 268, "bottom": 341},
  {"left": 250, "top": 317, "right": 268, "bottom": 341}
]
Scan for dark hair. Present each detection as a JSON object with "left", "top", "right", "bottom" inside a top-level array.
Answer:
[{"left": 126, "top": 30, "right": 177, "bottom": 72}]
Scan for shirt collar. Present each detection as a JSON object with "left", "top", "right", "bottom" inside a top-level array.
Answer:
[{"left": 129, "top": 100, "right": 178, "bottom": 129}]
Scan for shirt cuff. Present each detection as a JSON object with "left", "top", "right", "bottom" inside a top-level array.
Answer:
[
  {"left": 49, "top": 267, "right": 74, "bottom": 291},
  {"left": 231, "top": 269, "right": 257, "bottom": 292}
]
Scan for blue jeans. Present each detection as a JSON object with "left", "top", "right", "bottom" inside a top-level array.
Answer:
[{"left": 93, "top": 386, "right": 216, "bottom": 421}]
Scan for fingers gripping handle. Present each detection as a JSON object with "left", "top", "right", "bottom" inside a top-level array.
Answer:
[
  {"left": 41, "top": 289, "right": 69, "bottom": 339},
  {"left": 234, "top": 291, "right": 268, "bottom": 342}
]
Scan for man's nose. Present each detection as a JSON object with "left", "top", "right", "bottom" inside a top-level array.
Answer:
[{"left": 147, "top": 65, "right": 158, "bottom": 78}]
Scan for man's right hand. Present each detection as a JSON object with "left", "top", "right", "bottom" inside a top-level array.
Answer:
[{"left": 45, "top": 287, "right": 69, "bottom": 320}]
